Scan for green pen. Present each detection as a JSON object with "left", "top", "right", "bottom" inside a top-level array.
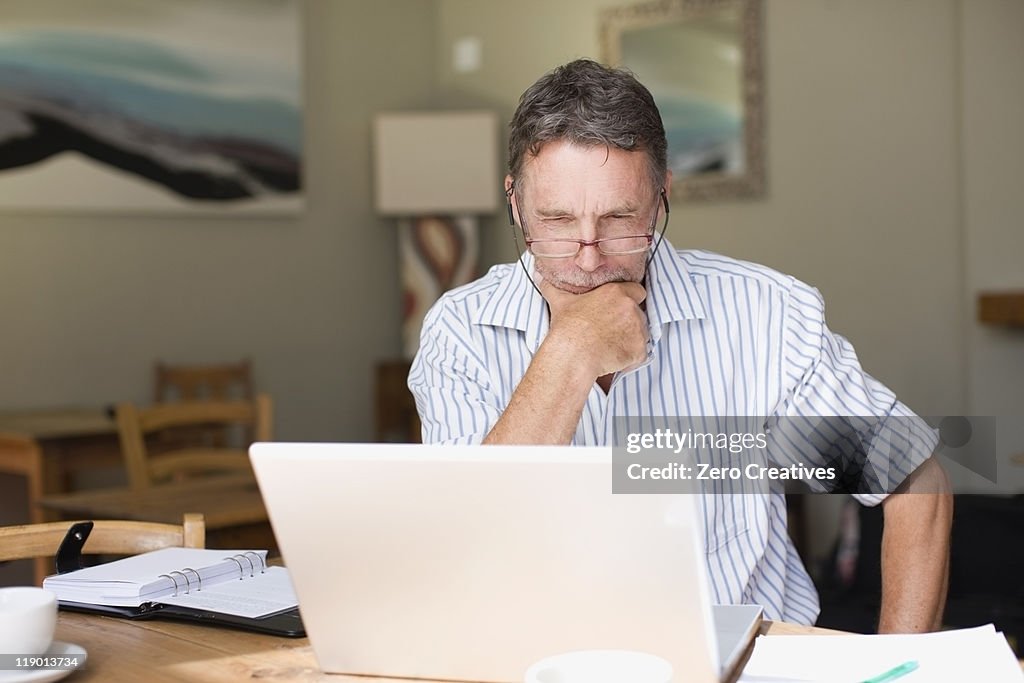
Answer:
[{"left": 860, "top": 660, "right": 919, "bottom": 683}]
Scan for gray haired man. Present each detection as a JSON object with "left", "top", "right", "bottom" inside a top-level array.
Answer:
[{"left": 410, "top": 59, "right": 952, "bottom": 632}]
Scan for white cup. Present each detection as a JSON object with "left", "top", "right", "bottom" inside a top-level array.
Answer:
[
  {"left": 0, "top": 587, "right": 57, "bottom": 655},
  {"left": 524, "top": 649, "right": 673, "bottom": 683}
]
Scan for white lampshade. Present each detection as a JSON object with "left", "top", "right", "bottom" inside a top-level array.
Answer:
[{"left": 373, "top": 111, "right": 499, "bottom": 215}]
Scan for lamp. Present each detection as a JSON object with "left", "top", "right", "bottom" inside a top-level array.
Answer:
[{"left": 373, "top": 111, "right": 499, "bottom": 357}]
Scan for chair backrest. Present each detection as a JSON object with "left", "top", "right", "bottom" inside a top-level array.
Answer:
[
  {"left": 0, "top": 514, "right": 205, "bottom": 586},
  {"left": 116, "top": 394, "right": 273, "bottom": 491},
  {"left": 0, "top": 433, "right": 45, "bottom": 523},
  {"left": 154, "top": 359, "right": 253, "bottom": 402}
]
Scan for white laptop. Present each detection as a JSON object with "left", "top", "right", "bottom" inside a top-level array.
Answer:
[{"left": 250, "top": 443, "right": 762, "bottom": 683}]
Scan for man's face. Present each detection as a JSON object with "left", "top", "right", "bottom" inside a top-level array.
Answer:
[{"left": 511, "top": 140, "right": 663, "bottom": 295}]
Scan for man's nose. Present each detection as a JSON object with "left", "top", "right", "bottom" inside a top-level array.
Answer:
[{"left": 574, "top": 242, "right": 604, "bottom": 272}]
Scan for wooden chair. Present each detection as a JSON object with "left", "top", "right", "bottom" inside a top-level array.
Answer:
[
  {"left": 0, "top": 433, "right": 45, "bottom": 524},
  {"left": 116, "top": 394, "right": 272, "bottom": 492},
  {"left": 153, "top": 359, "right": 255, "bottom": 448},
  {"left": 154, "top": 359, "right": 253, "bottom": 402},
  {"left": 375, "top": 360, "right": 421, "bottom": 443},
  {"left": 0, "top": 513, "right": 205, "bottom": 586}
]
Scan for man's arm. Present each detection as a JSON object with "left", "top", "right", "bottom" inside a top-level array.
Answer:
[
  {"left": 482, "top": 333, "right": 597, "bottom": 444},
  {"left": 483, "top": 278, "right": 648, "bottom": 444},
  {"left": 878, "top": 455, "right": 953, "bottom": 633}
]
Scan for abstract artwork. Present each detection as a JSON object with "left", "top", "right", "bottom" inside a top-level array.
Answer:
[{"left": 0, "top": 0, "right": 302, "bottom": 212}]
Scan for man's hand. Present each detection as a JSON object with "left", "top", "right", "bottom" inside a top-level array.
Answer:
[
  {"left": 538, "top": 275, "right": 649, "bottom": 380},
  {"left": 482, "top": 275, "right": 649, "bottom": 445}
]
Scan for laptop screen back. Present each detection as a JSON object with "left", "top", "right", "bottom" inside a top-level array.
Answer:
[{"left": 250, "top": 443, "right": 723, "bottom": 683}]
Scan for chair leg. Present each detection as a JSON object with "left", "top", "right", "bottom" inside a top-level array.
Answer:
[
  {"left": 183, "top": 513, "right": 206, "bottom": 548},
  {"left": 33, "top": 556, "right": 50, "bottom": 586}
]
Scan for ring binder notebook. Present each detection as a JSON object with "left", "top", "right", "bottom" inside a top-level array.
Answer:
[{"left": 42, "top": 539, "right": 305, "bottom": 637}]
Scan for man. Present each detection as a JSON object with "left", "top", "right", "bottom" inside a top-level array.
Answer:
[{"left": 409, "top": 59, "right": 952, "bottom": 632}]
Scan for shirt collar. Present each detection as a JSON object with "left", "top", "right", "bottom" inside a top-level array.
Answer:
[
  {"left": 473, "top": 237, "right": 706, "bottom": 351},
  {"left": 473, "top": 251, "right": 549, "bottom": 352},
  {"left": 644, "top": 235, "right": 708, "bottom": 331}
]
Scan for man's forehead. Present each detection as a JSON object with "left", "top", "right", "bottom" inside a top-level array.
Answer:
[{"left": 518, "top": 141, "right": 653, "bottom": 199}]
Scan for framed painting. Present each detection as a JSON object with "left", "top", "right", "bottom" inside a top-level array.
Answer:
[
  {"left": 601, "top": 0, "right": 765, "bottom": 201},
  {"left": 0, "top": 0, "right": 303, "bottom": 213}
]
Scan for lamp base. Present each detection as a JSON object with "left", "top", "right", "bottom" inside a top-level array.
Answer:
[{"left": 399, "top": 214, "right": 479, "bottom": 358}]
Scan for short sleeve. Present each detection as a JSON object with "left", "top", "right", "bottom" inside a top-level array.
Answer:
[{"left": 408, "top": 299, "right": 504, "bottom": 445}]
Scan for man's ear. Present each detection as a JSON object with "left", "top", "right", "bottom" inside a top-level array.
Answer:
[
  {"left": 663, "top": 170, "right": 673, "bottom": 199},
  {"left": 505, "top": 174, "right": 516, "bottom": 227}
]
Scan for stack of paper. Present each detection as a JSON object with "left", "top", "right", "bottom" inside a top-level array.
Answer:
[{"left": 740, "top": 624, "right": 1023, "bottom": 682}]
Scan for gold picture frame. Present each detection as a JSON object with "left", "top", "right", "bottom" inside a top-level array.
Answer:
[{"left": 601, "top": 0, "right": 765, "bottom": 201}]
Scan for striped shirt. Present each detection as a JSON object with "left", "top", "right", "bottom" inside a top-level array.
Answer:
[{"left": 409, "top": 239, "right": 937, "bottom": 624}]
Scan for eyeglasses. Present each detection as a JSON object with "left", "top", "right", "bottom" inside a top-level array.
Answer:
[
  {"left": 508, "top": 187, "right": 669, "bottom": 259},
  {"left": 526, "top": 234, "right": 653, "bottom": 258}
]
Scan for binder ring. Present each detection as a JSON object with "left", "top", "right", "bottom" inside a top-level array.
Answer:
[
  {"left": 159, "top": 572, "right": 183, "bottom": 597},
  {"left": 244, "top": 551, "right": 266, "bottom": 574},
  {"left": 169, "top": 570, "right": 190, "bottom": 594},
  {"left": 182, "top": 567, "right": 202, "bottom": 592},
  {"left": 226, "top": 556, "right": 246, "bottom": 579},
  {"left": 233, "top": 553, "right": 255, "bottom": 578}
]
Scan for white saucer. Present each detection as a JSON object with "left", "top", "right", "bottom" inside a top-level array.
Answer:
[{"left": 0, "top": 642, "right": 88, "bottom": 683}]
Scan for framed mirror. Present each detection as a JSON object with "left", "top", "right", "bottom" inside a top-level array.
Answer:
[{"left": 601, "top": 0, "right": 765, "bottom": 201}]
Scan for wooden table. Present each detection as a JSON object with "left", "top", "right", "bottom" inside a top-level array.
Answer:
[
  {"left": 39, "top": 474, "right": 274, "bottom": 551},
  {"left": 39, "top": 474, "right": 265, "bottom": 527},
  {"left": 977, "top": 292, "right": 1024, "bottom": 468},
  {"left": 0, "top": 407, "right": 120, "bottom": 495},
  {"left": 0, "top": 408, "right": 115, "bottom": 441},
  {"left": 53, "top": 611, "right": 836, "bottom": 682},
  {"left": 978, "top": 291, "right": 1024, "bottom": 327}
]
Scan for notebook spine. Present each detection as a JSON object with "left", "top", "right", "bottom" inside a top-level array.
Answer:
[{"left": 158, "top": 552, "right": 266, "bottom": 597}]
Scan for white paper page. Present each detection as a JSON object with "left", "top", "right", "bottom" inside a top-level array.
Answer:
[
  {"left": 739, "top": 625, "right": 1024, "bottom": 683},
  {"left": 42, "top": 548, "right": 268, "bottom": 605},
  {"left": 158, "top": 566, "right": 298, "bottom": 618}
]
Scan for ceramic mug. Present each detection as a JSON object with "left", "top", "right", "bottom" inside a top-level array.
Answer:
[
  {"left": 524, "top": 649, "right": 673, "bottom": 683},
  {"left": 0, "top": 587, "right": 58, "bottom": 655}
]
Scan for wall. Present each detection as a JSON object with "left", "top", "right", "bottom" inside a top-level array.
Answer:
[
  {"left": 960, "top": 0, "right": 1024, "bottom": 490},
  {"left": 0, "top": 1, "right": 438, "bottom": 442}
]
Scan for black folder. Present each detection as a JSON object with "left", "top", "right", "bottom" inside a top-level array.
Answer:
[{"left": 46, "top": 521, "right": 305, "bottom": 638}]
